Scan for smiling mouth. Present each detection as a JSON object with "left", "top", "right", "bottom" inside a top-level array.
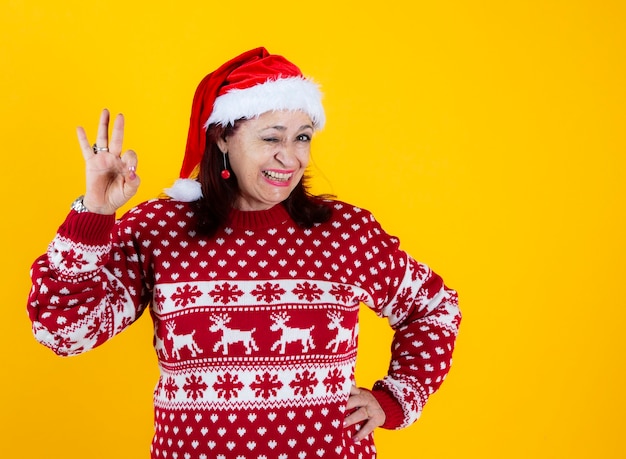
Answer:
[{"left": 262, "top": 170, "right": 293, "bottom": 182}]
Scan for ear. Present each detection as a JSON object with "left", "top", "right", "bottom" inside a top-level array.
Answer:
[{"left": 216, "top": 135, "right": 228, "bottom": 154}]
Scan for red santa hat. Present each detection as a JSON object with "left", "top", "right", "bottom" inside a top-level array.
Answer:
[{"left": 178, "top": 47, "right": 325, "bottom": 182}]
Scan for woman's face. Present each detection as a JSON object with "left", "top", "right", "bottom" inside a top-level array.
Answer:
[{"left": 217, "top": 110, "right": 314, "bottom": 211}]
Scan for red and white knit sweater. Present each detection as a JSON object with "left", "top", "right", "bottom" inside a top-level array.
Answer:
[{"left": 28, "top": 198, "right": 460, "bottom": 459}]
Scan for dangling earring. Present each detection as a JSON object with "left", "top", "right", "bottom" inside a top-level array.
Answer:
[{"left": 220, "top": 151, "right": 231, "bottom": 179}]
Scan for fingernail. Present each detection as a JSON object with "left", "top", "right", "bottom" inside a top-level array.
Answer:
[{"left": 129, "top": 166, "right": 136, "bottom": 180}]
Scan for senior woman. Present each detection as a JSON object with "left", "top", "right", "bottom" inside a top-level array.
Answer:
[{"left": 27, "top": 47, "right": 461, "bottom": 459}]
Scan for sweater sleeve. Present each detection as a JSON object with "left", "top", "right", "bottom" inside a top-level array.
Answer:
[
  {"left": 355, "top": 210, "right": 461, "bottom": 430},
  {"left": 27, "top": 209, "right": 150, "bottom": 356}
]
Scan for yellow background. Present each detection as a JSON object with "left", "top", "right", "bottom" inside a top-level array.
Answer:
[{"left": 1, "top": 1, "right": 624, "bottom": 458}]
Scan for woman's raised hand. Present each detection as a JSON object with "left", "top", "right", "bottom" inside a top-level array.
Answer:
[{"left": 76, "top": 109, "right": 140, "bottom": 215}]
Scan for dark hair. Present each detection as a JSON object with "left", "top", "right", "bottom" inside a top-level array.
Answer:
[{"left": 191, "top": 122, "right": 333, "bottom": 236}]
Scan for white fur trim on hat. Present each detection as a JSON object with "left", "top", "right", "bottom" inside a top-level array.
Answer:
[
  {"left": 205, "top": 77, "right": 325, "bottom": 129},
  {"left": 164, "top": 178, "right": 203, "bottom": 202}
]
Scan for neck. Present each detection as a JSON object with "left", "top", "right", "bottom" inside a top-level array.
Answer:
[{"left": 227, "top": 204, "right": 290, "bottom": 230}]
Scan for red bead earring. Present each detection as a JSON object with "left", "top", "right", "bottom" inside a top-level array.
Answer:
[{"left": 221, "top": 152, "right": 231, "bottom": 179}]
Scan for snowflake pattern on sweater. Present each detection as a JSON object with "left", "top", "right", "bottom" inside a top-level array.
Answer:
[{"left": 28, "top": 199, "right": 460, "bottom": 459}]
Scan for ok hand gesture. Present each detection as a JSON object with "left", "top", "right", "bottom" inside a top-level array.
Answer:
[{"left": 76, "top": 109, "right": 140, "bottom": 215}]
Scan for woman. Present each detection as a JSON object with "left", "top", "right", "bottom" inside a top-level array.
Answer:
[{"left": 28, "top": 47, "right": 461, "bottom": 458}]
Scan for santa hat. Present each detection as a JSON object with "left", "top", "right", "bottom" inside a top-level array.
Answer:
[{"left": 165, "top": 47, "right": 325, "bottom": 202}]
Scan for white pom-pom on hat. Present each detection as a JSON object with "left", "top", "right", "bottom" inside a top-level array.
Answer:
[{"left": 164, "top": 178, "right": 202, "bottom": 202}]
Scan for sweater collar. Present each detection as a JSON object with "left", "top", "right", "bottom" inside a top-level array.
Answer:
[{"left": 227, "top": 204, "right": 291, "bottom": 230}]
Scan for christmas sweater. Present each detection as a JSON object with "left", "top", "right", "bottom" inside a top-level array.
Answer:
[{"left": 28, "top": 198, "right": 460, "bottom": 459}]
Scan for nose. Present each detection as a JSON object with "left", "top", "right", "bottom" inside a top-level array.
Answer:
[{"left": 274, "top": 142, "right": 298, "bottom": 168}]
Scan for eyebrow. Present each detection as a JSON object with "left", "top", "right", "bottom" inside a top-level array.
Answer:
[{"left": 261, "top": 124, "right": 314, "bottom": 132}]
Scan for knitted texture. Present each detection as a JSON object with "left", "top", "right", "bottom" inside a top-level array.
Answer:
[{"left": 28, "top": 198, "right": 460, "bottom": 459}]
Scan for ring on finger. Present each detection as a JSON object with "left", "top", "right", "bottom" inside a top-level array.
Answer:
[{"left": 92, "top": 143, "right": 109, "bottom": 153}]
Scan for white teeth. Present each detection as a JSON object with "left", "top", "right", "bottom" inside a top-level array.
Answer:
[{"left": 263, "top": 170, "right": 291, "bottom": 181}]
